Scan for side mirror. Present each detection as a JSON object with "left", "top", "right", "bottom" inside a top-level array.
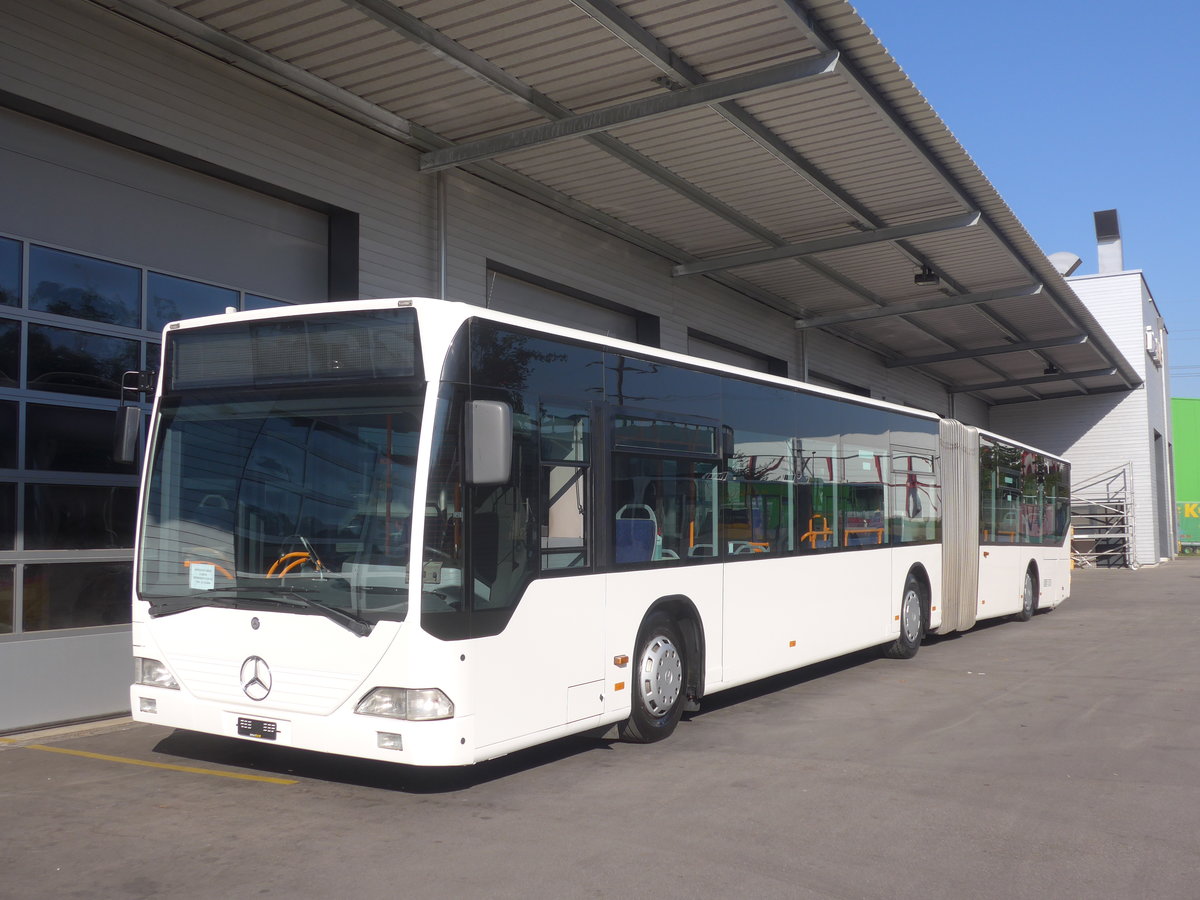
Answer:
[
  {"left": 465, "top": 400, "right": 512, "bottom": 485},
  {"left": 113, "top": 370, "right": 156, "bottom": 465},
  {"left": 113, "top": 405, "right": 141, "bottom": 465}
]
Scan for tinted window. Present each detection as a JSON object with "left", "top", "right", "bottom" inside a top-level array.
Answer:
[
  {"left": 614, "top": 416, "right": 716, "bottom": 455},
  {"left": 540, "top": 405, "right": 589, "bottom": 462},
  {"left": 470, "top": 323, "right": 603, "bottom": 410},
  {"left": 26, "top": 404, "right": 137, "bottom": 474},
  {"left": 606, "top": 354, "right": 720, "bottom": 417},
  {"left": 614, "top": 455, "right": 719, "bottom": 564},
  {"left": 795, "top": 393, "right": 845, "bottom": 551},
  {"left": 0, "top": 237, "right": 17, "bottom": 307},
  {"left": 27, "top": 323, "right": 138, "bottom": 399},
  {"left": 23, "top": 562, "right": 132, "bottom": 630},
  {"left": 0, "top": 317, "right": 18, "bottom": 388},
  {"left": 981, "top": 438, "right": 1022, "bottom": 543},
  {"left": 840, "top": 405, "right": 890, "bottom": 548},
  {"left": 890, "top": 442, "right": 939, "bottom": 544},
  {"left": 29, "top": 246, "right": 141, "bottom": 328},
  {"left": 722, "top": 379, "right": 797, "bottom": 557},
  {"left": 147, "top": 273, "right": 237, "bottom": 333}
]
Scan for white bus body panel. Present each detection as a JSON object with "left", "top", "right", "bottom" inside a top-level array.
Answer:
[
  {"left": 470, "top": 573, "right": 607, "bottom": 749},
  {"left": 976, "top": 544, "right": 1071, "bottom": 621}
]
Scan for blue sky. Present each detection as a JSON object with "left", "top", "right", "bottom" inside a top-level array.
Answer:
[{"left": 851, "top": 0, "right": 1200, "bottom": 397}]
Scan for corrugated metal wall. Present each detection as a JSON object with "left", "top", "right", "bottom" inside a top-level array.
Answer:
[
  {"left": 991, "top": 271, "right": 1170, "bottom": 566},
  {"left": 0, "top": 0, "right": 976, "bottom": 416}
]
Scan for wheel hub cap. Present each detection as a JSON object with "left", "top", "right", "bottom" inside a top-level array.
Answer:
[
  {"left": 902, "top": 589, "right": 921, "bottom": 642},
  {"left": 638, "top": 635, "right": 682, "bottom": 717}
]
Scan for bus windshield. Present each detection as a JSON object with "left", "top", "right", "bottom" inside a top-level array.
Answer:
[{"left": 138, "top": 388, "right": 424, "bottom": 628}]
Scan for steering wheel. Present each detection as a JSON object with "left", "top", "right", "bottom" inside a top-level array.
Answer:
[
  {"left": 267, "top": 551, "right": 323, "bottom": 578},
  {"left": 422, "top": 546, "right": 458, "bottom": 564}
]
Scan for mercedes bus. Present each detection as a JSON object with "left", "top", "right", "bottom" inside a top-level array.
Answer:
[{"left": 128, "top": 298, "right": 1070, "bottom": 765}]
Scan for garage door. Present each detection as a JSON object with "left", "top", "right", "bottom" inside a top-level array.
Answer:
[
  {"left": 0, "top": 107, "right": 329, "bottom": 731},
  {"left": 486, "top": 269, "right": 639, "bottom": 342}
]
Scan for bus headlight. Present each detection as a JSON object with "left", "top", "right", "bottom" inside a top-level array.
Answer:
[
  {"left": 134, "top": 657, "right": 179, "bottom": 690},
  {"left": 355, "top": 687, "right": 454, "bottom": 721}
]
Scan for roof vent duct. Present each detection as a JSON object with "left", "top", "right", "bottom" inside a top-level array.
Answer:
[
  {"left": 1094, "top": 209, "right": 1124, "bottom": 274},
  {"left": 1047, "top": 251, "right": 1082, "bottom": 276}
]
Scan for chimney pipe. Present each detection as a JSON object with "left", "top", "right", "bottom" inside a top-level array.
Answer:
[{"left": 1094, "top": 209, "right": 1123, "bottom": 274}]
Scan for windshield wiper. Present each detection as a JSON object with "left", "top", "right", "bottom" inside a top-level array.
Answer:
[
  {"left": 146, "top": 588, "right": 374, "bottom": 637},
  {"left": 251, "top": 588, "right": 374, "bottom": 637},
  {"left": 148, "top": 595, "right": 241, "bottom": 618}
]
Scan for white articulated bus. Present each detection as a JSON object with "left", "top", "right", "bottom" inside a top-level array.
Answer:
[{"left": 128, "top": 298, "right": 1071, "bottom": 765}]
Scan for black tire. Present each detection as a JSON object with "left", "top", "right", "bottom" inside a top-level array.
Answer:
[
  {"left": 1016, "top": 567, "right": 1037, "bottom": 621},
  {"left": 619, "top": 612, "right": 687, "bottom": 743},
  {"left": 885, "top": 573, "right": 925, "bottom": 660}
]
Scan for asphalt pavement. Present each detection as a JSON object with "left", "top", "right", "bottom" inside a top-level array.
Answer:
[{"left": 3, "top": 560, "right": 1199, "bottom": 899}]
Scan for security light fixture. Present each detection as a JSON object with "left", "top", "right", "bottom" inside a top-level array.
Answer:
[{"left": 914, "top": 266, "right": 939, "bottom": 286}]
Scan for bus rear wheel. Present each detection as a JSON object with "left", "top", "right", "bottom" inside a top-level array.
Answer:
[
  {"left": 1016, "top": 567, "right": 1037, "bottom": 621},
  {"left": 619, "top": 612, "right": 687, "bottom": 743},
  {"left": 885, "top": 574, "right": 925, "bottom": 660}
]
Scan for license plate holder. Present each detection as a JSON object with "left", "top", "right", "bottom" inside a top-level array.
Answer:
[{"left": 237, "top": 717, "right": 278, "bottom": 740}]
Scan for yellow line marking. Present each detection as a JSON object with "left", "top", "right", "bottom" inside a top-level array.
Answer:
[{"left": 1, "top": 738, "right": 296, "bottom": 784}]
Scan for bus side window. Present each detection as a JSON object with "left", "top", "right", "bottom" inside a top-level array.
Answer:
[
  {"left": 539, "top": 405, "right": 589, "bottom": 571},
  {"left": 470, "top": 407, "right": 537, "bottom": 614},
  {"left": 612, "top": 454, "right": 717, "bottom": 564}
]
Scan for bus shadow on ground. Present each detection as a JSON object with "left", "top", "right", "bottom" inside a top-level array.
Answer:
[
  {"left": 151, "top": 621, "right": 1024, "bottom": 792},
  {"left": 152, "top": 728, "right": 607, "bottom": 793}
]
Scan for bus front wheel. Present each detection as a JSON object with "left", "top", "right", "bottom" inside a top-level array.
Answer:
[
  {"left": 885, "top": 573, "right": 925, "bottom": 660},
  {"left": 619, "top": 612, "right": 687, "bottom": 743}
]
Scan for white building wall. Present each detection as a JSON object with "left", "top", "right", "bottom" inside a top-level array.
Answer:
[{"left": 990, "top": 270, "right": 1172, "bottom": 565}]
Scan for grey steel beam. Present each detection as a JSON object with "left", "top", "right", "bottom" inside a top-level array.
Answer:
[
  {"left": 342, "top": 0, "right": 894, "bottom": 310},
  {"left": 794, "top": 284, "right": 1044, "bottom": 330},
  {"left": 419, "top": 53, "right": 838, "bottom": 172},
  {"left": 570, "top": 0, "right": 874, "bottom": 225},
  {"left": 98, "top": 0, "right": 800, "bottom": 318},
  {"left": 884, "top": 335, "right": 1088, "bottom": 368},
  {"left": 989, "top": 383, "right": 1134, "bottom": 405},
  {"left": 99, "top": 0, "right": 413, "bottom": 142},
  {"left": 779, "top": 0, "right": 1141, "bottom": 390},
  {"left": 673, "top": 212, "right": 980, "bottom": 277},
  {"left": 950, "top": 368, "right": 1117, "bottom": 394},
  {"left": 570, "top": 0, "right": 982, "bottom": 290}
]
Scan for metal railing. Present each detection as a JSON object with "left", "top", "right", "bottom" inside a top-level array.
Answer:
[{"left": 1071, "top": 462, "right": 1136, "bottom": 569}]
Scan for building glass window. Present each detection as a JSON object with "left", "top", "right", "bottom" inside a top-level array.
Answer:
[
  {"left": 27, "top": 323, "right": 138, "bottom": 399},
  {"left": 245, "top": 294, "right": 289, "bottom": 310},
  {"left": 147, "top": 272, "right": 238, "bottom": 333},
  {"left": 22, "top": 562, "right": 132, "bottom": 631},
  {"left": 0, "top": 317, "right": 18, "bottom": 388},
  {"left": 0, "top": 236, "right": 19, "bottom": 307},
  {"left": 3, "top": 234, "right": 297, "bottom": 634},
  {"left": 26, "top": 404, "right": 137, "bottom": 474},
  {"left": 0, "top": 566, "right": 13, "bottom": 633},
  {"left": 24, "top": 484, "right": 137, "bottom": 549},
  {"left": 0, "top": 401, "right": 16, "bottom": 469},
  {"left": 28, "top": 245, "right": 141, "bottom": 328},
  {"left": 0, "top": 482, "right": 14, "bottom": 549}
]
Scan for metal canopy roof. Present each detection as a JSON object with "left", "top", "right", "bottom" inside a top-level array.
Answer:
[{"left": 104, "top": 0, "right": 1142, "bottom": 405}]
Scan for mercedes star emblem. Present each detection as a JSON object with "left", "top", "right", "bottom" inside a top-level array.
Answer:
[{"left": 239, "top": 656, "right": 272, "bottom": 701}]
